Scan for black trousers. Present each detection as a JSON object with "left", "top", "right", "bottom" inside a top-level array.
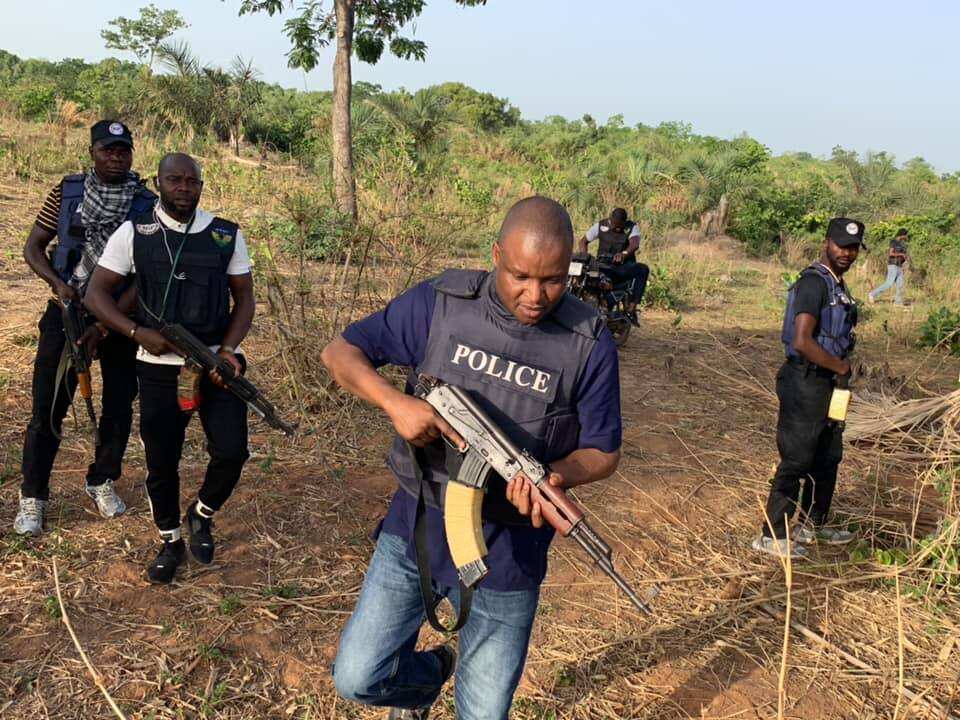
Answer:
[
  {"left": 137, "top": 360, "right": 249, "bottom": 531},
  {"left": 21, "top": 300, "right": 138, "bottom": 500},
  {"left": 761, "top": 361, "right": 843, "bottom": 539},
  {"left": 601, "top": 261, "right": 650, "bottom": 304}
]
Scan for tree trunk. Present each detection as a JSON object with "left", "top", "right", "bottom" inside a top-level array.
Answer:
[{"left": 332, "top": 0, "right": 358, "bottom": 221}]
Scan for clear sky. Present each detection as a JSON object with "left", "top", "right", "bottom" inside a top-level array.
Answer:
[{"left": 2, "top": 1, "right": 957, "bottom": 171}]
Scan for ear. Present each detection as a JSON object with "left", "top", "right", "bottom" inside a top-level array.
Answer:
[{"left": 492, "top": 241, "right": 501, "bottom": 268}]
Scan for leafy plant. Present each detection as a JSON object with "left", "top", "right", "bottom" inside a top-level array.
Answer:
[{"left": 918, "top": 306, "right": 960, "bottom": 355}]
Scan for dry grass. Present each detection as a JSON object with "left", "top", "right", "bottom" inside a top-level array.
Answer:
[{"left": 1, "top": 117, "right": 960, "bottom": 719}]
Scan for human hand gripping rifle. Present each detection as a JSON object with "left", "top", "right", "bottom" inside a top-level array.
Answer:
[
  {"left": 57, "top": 299, "right": 99, "bottom": 444},
  {"left": 158, "top": 323, "right": 296, "bottom": 437},
  {"left": 415, "top": 375, "right": 654, "bottom": 616}
]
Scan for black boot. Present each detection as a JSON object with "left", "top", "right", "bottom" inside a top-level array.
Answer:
[
  {"left": 147, "top": 539, "right": 186, "bottom": 584},
  {"left": 184, "top": 502, "right": 215, "bottom": 565}
]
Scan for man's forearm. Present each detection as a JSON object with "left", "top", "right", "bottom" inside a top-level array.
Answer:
[
  {"left": 84, "top": 271, "right": 136, "bottom": 336},
  {"left": 794, "top": 337, "right": 847, "bottom": 374},
  {"left": 551, "top": 447, "right": 620, "bottom": 489},
  {"left": 625, "top": 237, "right": 640, "bottom": 256},
  {"left": 24, "top": 238, "right": 60, "bottom": 289},
  {"left": 577, "top": 237, "right": 589, "bottom": 254},
  {"left": 321, "top": 336, "right": 405, "bottom": 412},
  {"left": 221, "top": 299, "right": 254, "bottom": 350}
]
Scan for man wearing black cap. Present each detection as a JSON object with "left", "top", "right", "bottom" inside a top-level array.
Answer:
[
  {"left": 753, "top": 218, "right": 864, "bottom": 559},
  {"left": 14, "top": 120, "right": 155, "bottom": 537},
  {"left": 868, "top": 228, "right": 909, "bottom": 305},
  {"left": 578, "top": 208, "right": 650, "bottom": 324}
]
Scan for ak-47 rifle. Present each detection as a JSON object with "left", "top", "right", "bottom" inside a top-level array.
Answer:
[
  {"left": 58, "top": 299, "right": 99, "bottom": 444},
  {"left": 415, "top": 374, "right": 655, "bottom": 615},
  {"left": 158, "top": 322, "right": 296, "bottom": 437}
]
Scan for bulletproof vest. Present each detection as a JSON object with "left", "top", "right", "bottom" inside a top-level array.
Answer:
[
  {"left": 387, "top": 269, "right": 603, "bottom": 524},
  {"left": 597, "top": 219, "right": 636, "bottom": 259},
  {"left": 52, "top": 173, "right": 156, "bottom": 282},
  {"left": 132, "top": 211, "right": 237, "bottom": 346},
  {"left": 781, "top": 263, "right": 858, "bottom": 361}
]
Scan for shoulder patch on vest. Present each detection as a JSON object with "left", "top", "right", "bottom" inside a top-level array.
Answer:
[
  {"left": 550, "top": 293, "right": 603, "bottom": 339},
  {"left": 209, "top": 217, "right": 238, "bottom": 247},
  {"left": 430, "top": 269, "right": 488, "bottom": 299}
]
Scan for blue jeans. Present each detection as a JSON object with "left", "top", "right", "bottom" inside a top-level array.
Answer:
[
  {"left": 333, "top": 532, "right": 539, "bottom": 719},
  {"left": 869, "top": 264, "right": 904, "bottom": 304}
]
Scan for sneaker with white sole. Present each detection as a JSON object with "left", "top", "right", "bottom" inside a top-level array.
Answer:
[
  {"left": 13, "top": 494, "right": 47, "bottom": 537},
  {"left": 812, "top": 527, "right": 855, "bottom": 545},
  {"left": 794, "top": 526, "right": 816, "bottom": 544},
  {"left": 85, "top": 480, "right": 126, "bottom": 518},
  {"left": 751, "top": 535, "right": 808, "bottom": 559}
]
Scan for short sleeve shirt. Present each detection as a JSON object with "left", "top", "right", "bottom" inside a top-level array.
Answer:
[
  {"left": 792, "top": 272, "right": 829, "bottom": 323},
  {"left": 35, "top": 184, "right": 62, "bottom": 234},
  {"left": 584, "top": 221, "right": 641, "bottom": 243},
  {"left": 889, "top": 239, "right": 908, "bottom": 267},
  {"left": 342, "top": 279, "right": 622, "bottom": 590}
]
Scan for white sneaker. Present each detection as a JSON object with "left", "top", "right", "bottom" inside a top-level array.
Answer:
[
  {"left": 14, "top": 494, "right": 47, "bottom": 536},
  {"left": 85, "top": 480, "right": 127, "bottom": 518},
  {"left": 813, "top": 527, "right": 855, "bottom": 545},
  {"left": 794, "top": 526, "right": 816, "bottom": 544},
  {"left": 751, "top": 535, "right": 808, "bottom": 559}
]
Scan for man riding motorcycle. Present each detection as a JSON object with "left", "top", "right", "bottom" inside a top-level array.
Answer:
[{"left": 577, "top": 208, "right": 649, "bottom": 325}]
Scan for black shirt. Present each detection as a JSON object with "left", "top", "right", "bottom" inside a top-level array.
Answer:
[
  {"left": 889, "top": 239, "right": 907, "bottom": 267},
  {"left": 792, "top": 272, "right": 829, "bottom": 324}
]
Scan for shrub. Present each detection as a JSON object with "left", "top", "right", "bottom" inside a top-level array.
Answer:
[{"left": 918, "top": 306, "right": 960, "bottom": 355}]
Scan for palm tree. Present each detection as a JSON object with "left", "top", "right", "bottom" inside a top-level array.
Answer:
[{"left": 367, "top": 88, "right": 451, "bottom": 168}]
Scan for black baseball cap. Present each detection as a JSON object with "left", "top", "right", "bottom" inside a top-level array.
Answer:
[
  {"left": 826, "top": 217, "right": 866, "bottom": 249},
  {"left": 90, "top": 120, "right": 134, "bottom": 149}
]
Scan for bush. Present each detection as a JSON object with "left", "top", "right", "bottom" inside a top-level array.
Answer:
[
  {"left": 918, "top": 306, "right": 960, "bottom": 355},
  {"left": 643, "top": 265, "right": 681, "bottom": 310}
]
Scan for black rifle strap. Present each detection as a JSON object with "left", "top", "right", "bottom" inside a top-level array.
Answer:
[{"left": 408, "top": 442, "right": 473, "bottom": 634}]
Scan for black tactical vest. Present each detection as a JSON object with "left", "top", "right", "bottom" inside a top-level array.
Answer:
[
  {"left": 131, "top": 211, "right": 237, "bottom": 345},
  {"left": 597, "top": 219, "right": 636, "bottom": 258},
  {"left": 386, "top": 270, "right": 603, "bottom": 524}
]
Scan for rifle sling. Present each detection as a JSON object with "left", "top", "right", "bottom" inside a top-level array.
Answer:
[{"left": 408, "top": 442, "right": 474, "bottom": 634}]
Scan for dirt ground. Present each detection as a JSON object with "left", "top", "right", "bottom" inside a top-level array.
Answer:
[{"left": 2, "top": 160, "right": 960, "bottom": 719}]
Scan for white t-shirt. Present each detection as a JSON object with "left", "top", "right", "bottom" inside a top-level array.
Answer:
[
  {"left": 584, "top": 221, "right": 641, "bottom": 243},
  {"left": 97, "top": 205, "right": 252, "bottom": 365}
]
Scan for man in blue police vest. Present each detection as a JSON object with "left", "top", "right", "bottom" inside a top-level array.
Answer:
[
  {"left": 577, "top": 207, "right": 650, "bottom": 324},
  {"left": 754, "top": 217, "right": 864, "bottom": 559},
  {"left": 85, "top": 153, "right": 255, "bottom": 584},
  {"left": 322, "top": 196, "right": 623, "bottom": 720},
  {"left": 15, "top": 120, "right": 155, "bottom": 537}
]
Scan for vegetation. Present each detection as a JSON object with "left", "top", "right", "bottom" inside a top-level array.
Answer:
[
  {"left": 2, "top": 46, "right": 957, "bottom": 268},
  {"left": 236, "top": 0, "right": 490, "bottom": 219}
]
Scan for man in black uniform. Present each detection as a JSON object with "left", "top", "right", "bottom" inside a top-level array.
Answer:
[
  {"left": 14, "top": 120, "right": 156, "bottom": 537},
  {"left": 754, "top": 218, "right": 864, "bottom": 558},
  {"left": 577, "top": 207, "right": 650, "bottom": 323},
  {"left": 85, "top": 153, "right": 255, "bottom": 584}
]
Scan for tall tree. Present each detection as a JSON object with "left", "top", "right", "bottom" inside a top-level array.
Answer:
[
  {"left": 101, "top": 4, "right": 189, "bottom": 69},
  {"left": 237, "top": 0, "right": 487, "bottom": 221}
]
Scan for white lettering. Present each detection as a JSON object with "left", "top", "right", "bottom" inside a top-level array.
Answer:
[
  {"left": 485, "top": 355, "right": 504, "bottom": 378},
  {"left": 502, "top": 360, "right": 517, "bottom": 383},
  {"left": 532, "top": 370, "right": 551, "bottom": 393},
  {"left": 468, "top": 349, "right": 487, "bottom": 372},
  {"left": 515, "top": 366, "right": 534, "bottom": 387},
  {"left": 451, "top": 344, "right": 470, "bottom": 366}
]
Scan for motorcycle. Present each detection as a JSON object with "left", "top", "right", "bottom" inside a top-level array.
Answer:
[{"left": 566, "top": 253, "right": 634, "bottom": 347}]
